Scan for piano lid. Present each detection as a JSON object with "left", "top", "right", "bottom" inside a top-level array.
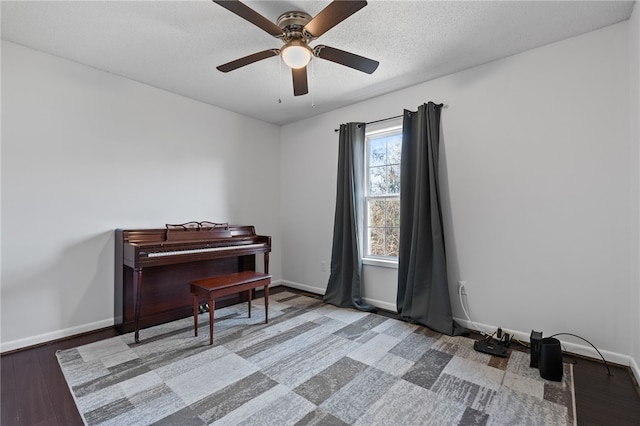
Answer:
[{"left": 118, "top": 223, "right": 261, "bottom": 247}]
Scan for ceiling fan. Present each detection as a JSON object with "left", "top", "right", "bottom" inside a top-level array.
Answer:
[{"left": 213, "top": 0, "right": 379, "bottom": 96}]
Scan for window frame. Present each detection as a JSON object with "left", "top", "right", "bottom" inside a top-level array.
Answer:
[{"left": 362, "top": 119, "right": 403, "bottom": 268}]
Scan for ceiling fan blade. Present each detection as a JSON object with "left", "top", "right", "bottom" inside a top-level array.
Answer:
[
  {"left": 217, "top": 49, "right": 280, "bottom": 72},
  {"left": 304, "top": 0, "right": 367, "bottom": 38},
  {"left": 212, "top": 0, "right": 283, "bottom": 37},
  {"left": 292, "top": 67, "right": 308, "bottom": 96},
  {"left": 314, "top": 45, "right": 379, "bottom": 74}
]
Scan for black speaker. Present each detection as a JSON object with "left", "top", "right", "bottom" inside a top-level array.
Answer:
[{"left": 539, "top": 337, "right": 563, "bottom": 381}]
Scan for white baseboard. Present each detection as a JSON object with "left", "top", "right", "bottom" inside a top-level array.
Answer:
[
  {"left": 362, "top": 297, "right": 397, "bottom": 312},
  {"left": 280, "top": 281, "right": 397, "bottom": 312},
  {"left": 454, "top": 317, "right": 636, "bottom": 371},
  {"left": 1, "top": 279, "right": 286, "bottom": 354},
  {"left": 2, "top": 280, "right": 637, "bottom": 393},
  {"left": 280, "top": 280, "right": 326, "bottom": 295},
  {"left": 267, "top": 279, "right": 282, "bottom": 287},
  {"left": 1, "top": 318, "right": 114, "bottom": 353},
  {"left": 630, "top": 356, "right": 640, "bottom": 387}
]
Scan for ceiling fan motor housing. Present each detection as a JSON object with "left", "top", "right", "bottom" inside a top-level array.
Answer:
[{"left": 277, "top": 11, "right": 313, "bottom": 42}]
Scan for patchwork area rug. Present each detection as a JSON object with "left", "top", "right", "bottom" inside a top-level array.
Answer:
[{"left": 57, "top": 291, "right": 575, "bottom": 425}]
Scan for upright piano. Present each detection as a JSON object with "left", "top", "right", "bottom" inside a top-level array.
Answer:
[{"left": 115, "top": 222, "right": 271, "bottom": 342}]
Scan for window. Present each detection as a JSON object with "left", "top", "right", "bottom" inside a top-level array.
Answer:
[{"left": 364, "top": 123, "right": 402, "bottom": 260}]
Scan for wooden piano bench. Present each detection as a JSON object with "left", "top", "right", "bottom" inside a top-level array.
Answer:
[{"left": 190, "top": 271, "right": 271, "bottom": 345}]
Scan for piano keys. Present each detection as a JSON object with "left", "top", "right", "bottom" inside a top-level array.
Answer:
[
  {"left": 115, "top": 222, "right": 271, "bottom": 342},
  {"left": 146, "top": 243, "right": 266, "bottom": 258}
]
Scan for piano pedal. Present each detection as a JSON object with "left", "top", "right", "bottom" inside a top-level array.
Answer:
[{"left": 198, "top": 303, "right": 210, "bottom": 314}]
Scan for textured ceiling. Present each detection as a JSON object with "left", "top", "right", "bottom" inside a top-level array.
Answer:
[{"left": 1, "top": 1, "right": 635, "bottom": 125}]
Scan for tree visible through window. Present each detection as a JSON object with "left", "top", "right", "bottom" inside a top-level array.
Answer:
[{"left": 365, "top": 126, "right": 402, "bottom": 258}]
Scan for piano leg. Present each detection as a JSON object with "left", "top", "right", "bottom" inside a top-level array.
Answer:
[
  {"left": 209, "top": 296, "right": 215, "bottom": 345},
  {"left": 133, "top": 268, "right": 143, "bottom": 343},
  {"left": 264, "top": 283, "right": 269, "bottom": 324},
  {"left": 248, "top": 290, "right": 252, "bottom": 318},
  {"left": 262, "top": 252, "right": 270, "bottom": 323}
]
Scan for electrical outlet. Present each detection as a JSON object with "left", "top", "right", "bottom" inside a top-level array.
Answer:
[
  {"left": 321, "top": 261, "right": 327, "bottom": 272},
  {"left": 458, "top": 280, "right": 467, "bottom": 295}
]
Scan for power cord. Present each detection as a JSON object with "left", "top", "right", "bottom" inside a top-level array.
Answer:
[
  {"left": 549, "top": 332, "right": 612, "bottom": 376},
  {"left": 458, "top": 285, "right": 518, "bottom": 345},
  {"left": 482, "top": 331, "right": 497, "bottom": 342},
  {"left": 512, "top": 337, "right": 530, "bottom": 348},
  {"left": 458, "top": 283, "right": 489, "bottom": 336}
]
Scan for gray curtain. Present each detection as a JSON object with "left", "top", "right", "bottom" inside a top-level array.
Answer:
[
  {"left": 324, "top": 123, "right": 375, "bottom": 312},
  {"left": 396, "top": 102, "right": 463, "bottom": 335}
]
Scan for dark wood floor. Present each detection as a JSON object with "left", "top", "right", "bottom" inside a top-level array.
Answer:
[{"left": 2, "top": 291, "right": 639, "bottom": 425}]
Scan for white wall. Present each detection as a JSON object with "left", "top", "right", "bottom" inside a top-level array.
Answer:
[
  {"left": 281, "top": 22, "right": 634, "bottom": 364},
  {"left": 629, "top": 1, "right": 640, "bottom": 379},
  {"left": 1, "top": 41, "right": 282, "bottom": 352},
  {"left": 2, "top": 15, "right": 637, "bottom": 371}
]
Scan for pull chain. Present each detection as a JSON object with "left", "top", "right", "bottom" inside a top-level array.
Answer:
[
  {"left": 278, "top": 56, "right": 282, "bottom": 104},
  {"left": 310, "top": 59, "right": 316, "bottom": 108}
]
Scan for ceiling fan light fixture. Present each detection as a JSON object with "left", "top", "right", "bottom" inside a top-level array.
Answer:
[{"left": 281, "top": 41, "right": 312, "bottom": 69}]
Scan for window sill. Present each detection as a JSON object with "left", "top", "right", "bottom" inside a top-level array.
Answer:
[{"left": 363, "top": 257, "right": 398, "bottom": 269}]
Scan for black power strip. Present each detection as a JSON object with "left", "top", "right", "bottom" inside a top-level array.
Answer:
[{"left": 473, "top": 340, "right": 508, "bottom": 357}]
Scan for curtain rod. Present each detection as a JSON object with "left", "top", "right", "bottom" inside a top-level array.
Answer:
[{"left": 333, "top": 103, "right": 444, "bottom": 132}]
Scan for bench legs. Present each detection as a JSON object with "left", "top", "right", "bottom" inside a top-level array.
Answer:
[
  {"left": 192, "top": 289, "right": 269, "bottom": 345},
  {"left": 264, "top": 286, "right": 269, "bottom": 323},
  {"left": 209, "top": 297, "right": 215, "bottom": 345},
  {"left": 192, "top": 295, "right": 217, "bottom": 345}
]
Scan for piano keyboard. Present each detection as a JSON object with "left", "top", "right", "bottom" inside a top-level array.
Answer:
[{"left": 147, "top": 243, "right": 266, "bottom": 258}]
